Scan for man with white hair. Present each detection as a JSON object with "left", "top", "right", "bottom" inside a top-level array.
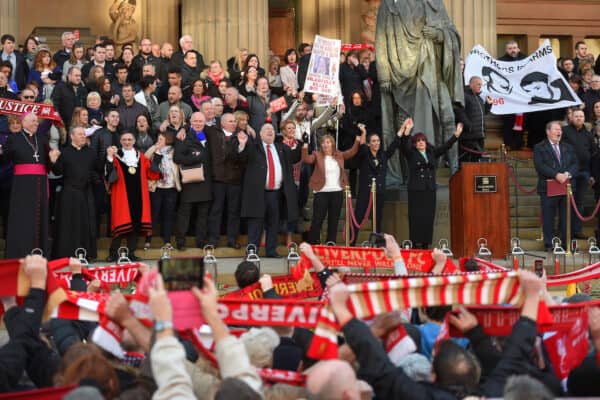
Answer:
[
  {"left": 237, "top": 124, "right": 301, "bottom": 257},
  {"left": 171, "top": 35, "right": 205, "bottom": 72},
  {"left": 53, "top": 31, "right": 76, "bottom": 69}
]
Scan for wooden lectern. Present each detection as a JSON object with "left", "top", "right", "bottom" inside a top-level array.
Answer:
[{"left": 449, "top": 162, "right": 510, "bottom": 258}]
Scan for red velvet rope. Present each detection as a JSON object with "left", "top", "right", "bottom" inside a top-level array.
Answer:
[
  {"left": 460, "top": 144, "right": 490, "bottom": 156},
  {"left": 570, "top": 194, "right": 600, "bottom": 222},
  {"left": 508, "top": 165, "right": 537, "bottom": 195}
]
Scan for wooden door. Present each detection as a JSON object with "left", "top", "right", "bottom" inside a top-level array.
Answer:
[{"left": 269, "top": 8, "right": 296, "bottom": 62}]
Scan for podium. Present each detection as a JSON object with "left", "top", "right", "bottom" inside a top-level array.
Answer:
[{"left": 449, "top": 162, "right": 510, "bottom": 257}]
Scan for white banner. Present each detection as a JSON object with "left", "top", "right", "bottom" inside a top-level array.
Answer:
[
  {"left": 464, "top": 39, "right": 581, "bottom": 115},
  {"left": 304, "top": 35, "right": 341, "bottom": 97}
]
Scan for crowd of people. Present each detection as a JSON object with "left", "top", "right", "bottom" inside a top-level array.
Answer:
[
  {"left": 1, "top": 237, "right": 600, "bottom": 399},
  {"left": 0, "top": 32, "right": 408, "bottom": 261},
  {"left": 1, "top": 30, "right": 600, "bottom": 400}
]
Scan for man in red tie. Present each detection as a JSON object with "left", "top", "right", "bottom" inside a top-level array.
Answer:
[
  {"left": 237, "top": 124, "right": 301, "bottom": 257},
  {"left": 533, "top": 120, "right": 579, "bottom": 251}
]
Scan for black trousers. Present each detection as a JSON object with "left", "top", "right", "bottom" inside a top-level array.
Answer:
[
  {"left": 93, "top": 182, "right": 110, "bottom": 237},
  {"left": 148, "top": 188, "right": 178, "bottom": 243},
  {"left": 247, "top": 190, "right": 280, "bottom": 256},
  {"left": 109, "top": 231, "right": 138, "bottom": 257},
  {"left": 309, "top": 191, "right": 343, "bottom": 244},
  {"left": 298, "top": 163, "right": 314, "bottom": 211},
  {"left": 176, "top": 201, "right": 210, "bottom": 247},
  {"left": 208, "top": 182, "right": 241, "bottom": 243}
]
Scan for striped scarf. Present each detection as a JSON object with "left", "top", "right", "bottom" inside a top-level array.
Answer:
[{"left": 307, "top": 271, "right": 523, "bottom": 359}]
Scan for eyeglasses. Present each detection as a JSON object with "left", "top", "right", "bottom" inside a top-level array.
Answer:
[{"left": 22, "top": 96, "right": 35, "bottom": 99}]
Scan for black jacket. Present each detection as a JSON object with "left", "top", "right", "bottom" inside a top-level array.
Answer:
[
  {"left": 561, "top": 124, "right": 593, "bottom": 173},
  {"left": 343, "top": 318, "right": 459, "bottom": 400},
  {"left": 339, "top": 62, "right": 368, "bottom": 104},
  {"left": 533, "top": 139, "right": 579, "bottom": 194},
  {"left": 238, "top": 139, "right": 301, "bottom": 220},
  {"left": 0, "top": 50, "right": 29, "bottom": 90},
  {"left": 51, "top": 81, "right": 88, "bottom": 128},
  {"left": 173, "top": 128, "right": 212, "bottom": 203},
  {"left": 130, "top": 53, "right": 160, "bottom": 84},
  {"left": 480, "top": 317, "right": 562, "bottom": 397},
  {"left": 2, "top": 288, "right": 60, "bottom": 390},
  {"left": 356, "top": 138, "right": 400, "bottom": 196},
  {"left": 458, "top": 87, "right": 491, "bottom": 141},
  {"left": 81, "top": 61, "right": 114, "bottom": 82},
  {"left": 400, "top": 135, "right": 457, "bottom": 191},
  {"left": 205, "top": 126, "right": 243, "bottom": 184},
  {"left": 583, "top": 89, "right": 600, "bottom": 122}
]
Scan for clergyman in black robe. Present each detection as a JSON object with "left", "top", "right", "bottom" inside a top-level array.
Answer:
[
  {"left": 50, "top": 126, "right": 102, "bottom": 260},
  {"left": 0, "top": 113, "right": 50, "bottom": 258}
]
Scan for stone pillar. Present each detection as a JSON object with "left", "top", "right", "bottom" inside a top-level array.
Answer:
[
  {"left": 299, "top": 0, "right": 354, "bottom": 43},
  {"left": 142, "top": 0, "right": 179, "bottom": 46},
  {"left": 181, "top": 0, "right": 268, "bottom": 68},
  {"left": 444, "top": 0, "right": 496, "bottom": 57},
  {"left": 1, "top": 0, "right": 19, "bottom": 38}
]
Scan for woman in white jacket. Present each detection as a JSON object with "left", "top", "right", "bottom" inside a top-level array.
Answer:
[{"left": 279, "top": 48, "right": 300, "bottom": 94}]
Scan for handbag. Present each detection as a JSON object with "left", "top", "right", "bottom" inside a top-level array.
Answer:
[{"left": 180, "top": 164, "right": 205, "bottom": 183}]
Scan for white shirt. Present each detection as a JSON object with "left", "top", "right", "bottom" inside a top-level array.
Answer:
[
  {"left": 263, "top": 142, "right": 282, "bottom": 190},
  {"left": 319, "top": 156, "right": 342, "bottom": 192},
  {"left": 122, "top": 148, "right": 139, "bottom": 167}
]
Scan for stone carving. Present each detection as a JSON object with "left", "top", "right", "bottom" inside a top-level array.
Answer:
[
  {"left": 109, "top": 0, "right": 138, "bottom": 45},
  {"left": 376, "top": 0, "right": 464, "bottom": 184}
]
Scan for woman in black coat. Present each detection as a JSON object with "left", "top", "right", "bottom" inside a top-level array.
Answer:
[
  {"left": 339, "top": 90, "right": 375, "bottom": 196},
  {"left": 399, "top": 118, "right": 463, "bottom": 249},
  {"left": 173, "top": 111, "right": 212, "bottom": 250},
  {"left": 351, "top": 125, "right": 401, "bottom": 244}
]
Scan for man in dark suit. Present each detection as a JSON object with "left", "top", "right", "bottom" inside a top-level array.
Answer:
[
  {"left": 237, "top": 124, "right": 301, "bottom": 257},
  {"left": 533, "top": 120, "right": 579, "bottom": 251},
  {"left": 0, "top": 34, "right": 28, "bottom": 91}
]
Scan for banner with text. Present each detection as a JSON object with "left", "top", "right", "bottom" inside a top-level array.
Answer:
[
  {"left": 464, "top": 39, "right": 581, "bottom": 115},
  {"left": 304, "top": 35, "right": 341, "bottom": 96}
]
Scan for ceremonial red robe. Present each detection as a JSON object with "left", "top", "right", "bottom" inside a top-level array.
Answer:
[{"left": 110, "top": 152, "right": 159, "bottom": 237}]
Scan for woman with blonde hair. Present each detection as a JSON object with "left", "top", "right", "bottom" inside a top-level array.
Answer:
[
  {"left": 227, "top": 47, "right": 248, "bottom": 85},
  {"left": 302, "top": 130, "right": 365, "bottom": 244}
]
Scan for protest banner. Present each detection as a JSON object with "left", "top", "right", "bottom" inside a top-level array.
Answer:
[
  {"left": 464, "top": 39, "right": 581, "bottom": 115},
  {"left": 304, "top": 35, "right": 341, "bottom": 96}
]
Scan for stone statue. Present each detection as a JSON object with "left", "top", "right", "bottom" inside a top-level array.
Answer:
[
  {"left": 376, "top": 0, "right": 464, "bottom": 185},
  {"left": 109, "top": 0, "right": 138, "bottom": 46}
]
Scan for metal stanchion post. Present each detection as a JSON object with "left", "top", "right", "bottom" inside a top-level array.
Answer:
[
  {"left": 566, "top": 183, "right": 572, "bottom": 256},
  {"left": 345, "top": 185, "right": 351, "bottom": 247},
  {"left": 371, "top": 178, "right": 377, "bottom": 233}
]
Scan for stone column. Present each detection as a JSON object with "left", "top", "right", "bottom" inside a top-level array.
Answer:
[
  {"left": 181, "top": 0, "right": 269, "bottom": 68},
  {"left": 1, "top": 0, "right": 19, "bottom": 38},
  {"left": 444, "top": 0, "right": 496, "bottom": 57},
  {"left": 142, "top": 0, "right": 179, "bottom": 46}
]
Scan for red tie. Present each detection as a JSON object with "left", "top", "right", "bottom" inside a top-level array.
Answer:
[{"left": 267, "top": 144, "right": 275, "bottom": 190}]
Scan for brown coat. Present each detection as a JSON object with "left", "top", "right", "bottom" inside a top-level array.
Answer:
[{"left": 302, "top": 138, "right": 360, "bottom": 192}]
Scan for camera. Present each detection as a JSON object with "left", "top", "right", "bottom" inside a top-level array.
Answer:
[{"left": 369, "top": 232, "right": 387, "bottom": 248}]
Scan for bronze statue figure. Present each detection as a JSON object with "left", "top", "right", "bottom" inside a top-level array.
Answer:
[{"left": 376, "top": 0, "right": 464, "bottom": 184}]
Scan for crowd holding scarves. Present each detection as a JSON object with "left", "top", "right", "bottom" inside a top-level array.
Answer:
[{"left": 3, "top": 237, "right": 600, "bottom": 397}]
